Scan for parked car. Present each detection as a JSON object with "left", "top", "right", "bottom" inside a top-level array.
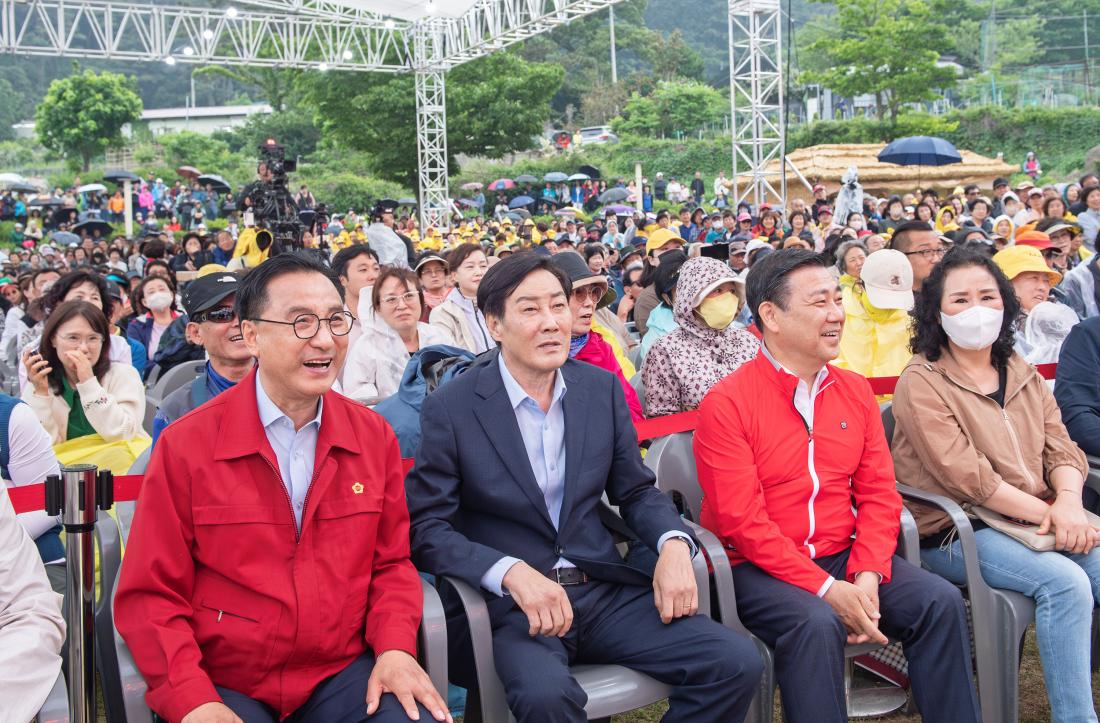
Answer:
[{"left": 578, "top": 126, "right": 620, "bottom": 146}]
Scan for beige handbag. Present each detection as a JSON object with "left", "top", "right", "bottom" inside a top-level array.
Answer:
[{"left": 972, "top": 505, "right": 1100, "bottom": 552}]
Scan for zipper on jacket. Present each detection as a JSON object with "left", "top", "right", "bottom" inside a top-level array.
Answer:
[
  {"left": 260, "top": 455, "right": 312, "bottom": 543},
  {"left": 1000, "top": 408, "right": 1038, "bottom": 491},
  {"left": 793, "top": 387, "right": 821, "bottom": 558}
]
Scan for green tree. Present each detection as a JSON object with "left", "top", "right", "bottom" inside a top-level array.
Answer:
[
  {"left": 308, "top": 52, "right": 563, "bottom": 188},
  {"left": 800, "top": 0, "right": 957, "bottom": 123},
  {"left": 193, "top": 66, "right": 302, "bottom": 112},
  {"left": 613, "top": 80, "right": 725, "bottom": 136},
  {"left": 35, "top": 68, "right": 143, "bottom": 171}
]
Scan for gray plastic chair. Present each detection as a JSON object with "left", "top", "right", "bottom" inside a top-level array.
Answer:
[
  {"left": 442, "top": 511, "right": 713, "bottom": 723},
  {"left": 644, "top": 432, "right": 917, "bottom": 723},
  {"left": 94, "top": 514, "right": 126, "bottom": 723},
  {"left": 110, "top": 573, "right": 449, "bottom": 722},
  {"left": 148, "top": 359, "right": 206, "bottom": 404},
  {"left": 629, "top": 373, "right": 646, "bottom": 417},
  {"left": 36, "top": 670, "right": 68, "bottom": 722}
]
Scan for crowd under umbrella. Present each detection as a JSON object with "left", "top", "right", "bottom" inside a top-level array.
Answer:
[
  {"left": 597, "top": 187, "right": 631, "bottom": 204},
  {"left": 567, "top": 172, "right": 590, "bottom": 182},
  {"left": 103, "top": 169, "right": 140, "bottom": 184},
  {"left": 487, "top": 178, "right": 515, "bottom": 191},
  {"left": 196, "top": 174, "right": 232, "bottom": 194},
  {"left": 877, "top": 135, "right": 963, "bottom": 187},
  {"left": 7, "top": 181, "right": 40, "bottom": 194},
  {"left": 71, "top": 219, "right": 113, "bottom": 237},
  {"left": 460, "top": 182, "right": 483, "bottom": 191},
  {"left": 543, "top": 171, "right": 569, "bottom": 183},
  {"left": 51, "top": 231, "right": 80, "bottom": 246},
  {"left": 508, "top": 195, "right": 535, "bottom": 209},
  {"left": 177, "top": 166, "right": 201, "bottom": 180},
  {"left": 514, "top": 174, "right": 539, "bottom": 184}
]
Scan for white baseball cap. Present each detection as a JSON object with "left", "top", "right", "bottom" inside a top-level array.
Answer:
[{"left": 860, "top": 249, "right": 914, "bottom": 311}]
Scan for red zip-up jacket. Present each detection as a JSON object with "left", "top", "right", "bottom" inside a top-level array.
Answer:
[
  {"left": 114, "top": 369, "right": 421, "bottom": 722},
  {"left": 694, "top": 352, "right": 901, "bottom": 595}
]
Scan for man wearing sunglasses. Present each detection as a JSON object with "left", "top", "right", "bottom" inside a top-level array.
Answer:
[{"left": 149, "top": 271, "right": 254, "bottom": 449}]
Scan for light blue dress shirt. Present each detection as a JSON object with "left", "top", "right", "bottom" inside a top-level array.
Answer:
[
  {"left": 481, "top": 355, "right": 692, "bottom": 596},
  {"left": 256, "top": 374, "right": 323, "bottom": 531}
]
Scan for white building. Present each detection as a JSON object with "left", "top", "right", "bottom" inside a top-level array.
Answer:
[{"left": 13, "top": 103, "right": 273, "bottom": 139}]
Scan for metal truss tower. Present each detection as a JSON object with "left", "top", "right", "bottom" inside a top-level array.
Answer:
[
  {"left": 728, "top": 0, "right": 786, "bottom": 209},
  {"left": 0, "top": 0, "right": 631, "bottom": 228},
  {"left": 412, "top": 21, "right": 450, "bottom": 230}
]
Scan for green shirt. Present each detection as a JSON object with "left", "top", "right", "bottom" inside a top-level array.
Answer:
[{"left": 60, "top": 377, "right": 97, "bottom": 440}]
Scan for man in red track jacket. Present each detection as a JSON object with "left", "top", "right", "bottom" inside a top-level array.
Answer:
[
  {"left": 115, "top": 254, "right": 449, "bottom": 723},
  {"left": 694, "top": 249, "right": 979, "bottom": 723}
]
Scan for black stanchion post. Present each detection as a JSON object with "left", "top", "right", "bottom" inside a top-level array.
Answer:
[{"left": 44, "top": 463, "right": 114, "bottom": 723}]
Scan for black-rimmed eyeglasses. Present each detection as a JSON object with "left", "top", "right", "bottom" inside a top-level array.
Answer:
[{"left": 248, "top": 311, "right": 355, "bottom": 339}]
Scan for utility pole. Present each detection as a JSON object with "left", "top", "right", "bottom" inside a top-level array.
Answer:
[
  {"left": 1085, "top": 9, "right": 1092, "bottom": 105},
  {"left": 609, "top": 5, "right": 618, "bottom": 84}
]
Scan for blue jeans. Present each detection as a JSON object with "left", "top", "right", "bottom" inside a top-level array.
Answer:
[{"left": 922, "top": 528, "right": 1100, "bottom": 723}]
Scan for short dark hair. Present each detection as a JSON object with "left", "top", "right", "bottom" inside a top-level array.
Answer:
[
  {"left": 583, "top": 243, "right": 607, "bottom": 261},
  {"left": 43, "top": 270, "right": 113, "bottom": 318},
  {"left": 331, "top": 244, "right": 379, "bottom": 279},
  {"left": 141, "top": 239, "right": 166, "bottom": 259},
  {"left": 1042, "top": 196, "right": 1066, "bottom": 217},
  {"left": 964, "top": 184, "right": 980, "bottom": 194},
  {"left": 623, "top": 266, "right": 645, "bottom": 287},
  {"left": 447, "top": 242, "right": 486, "bottom": 271},
  {"left": 746, "top": 248, "right": 826, "bottom": 333},
  {"left": 371, "top": 267, "right": 423, "bottom": 313},
  {"left": 477, "top": 251, "right": 571, "bottom": 321},
  {"left": 1079, "top": 173, "right": 1099, "bottom": 188},
  {"left": 909, "top": 246, "right": 1019, "bottom": 368},
  {"left": 235, "top": 252, "right": 342, "bottom": 321},
  {"left": 131, "top": 274, "right": 177, "bottom": 315},
  {"left": 968, "top": 198, "right": 991, "bottom": 214},
  {"left": 40, "top": 301, "right": 112, "bottom": 394},
  {"left": 889, "top": 220, "right": 936, "bottom": 252}
]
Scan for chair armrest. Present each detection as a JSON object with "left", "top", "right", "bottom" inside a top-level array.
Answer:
[
  {"left": 895, "top": 483, "right": 996, "bottom": 616},
  {"left": 37, "top": 670, "right": 67, "bottom": 722},
  {"left": 688, "top": 538, "right": 711, "bottom": 618},
  {"left": 1085, "top": 456, "right": 1100, "bottom": 495},
  {"left": 897, "top": 506, "right": 920, "bottom": 566},
  {"left": 95, "top": 514, "right": 122, "bottom": 612},
  {"left": 681, "top": 519, "right": 752, "bottom": 637},
  {"left": 438, "top": 576, "right": 510, "bottom": 723},
  {"left": 418, "top": 577, "right": 448, "bottom": 698}
]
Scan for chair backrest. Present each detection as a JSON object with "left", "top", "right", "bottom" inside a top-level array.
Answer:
[
  {"left": 128, "top": 446, "right": 151, "bottom": 475},
  {"left": 880, "top": 401, "right": 895, "bottom": 450},
  {"left": 149, "top": 359, "right": 206, "bottom": 403},
  {"left": 644, "top": 432, "right": 702, "bottom": 521},
  {"left": 630, "top": 372, "right": 646, "bottom": 417}
]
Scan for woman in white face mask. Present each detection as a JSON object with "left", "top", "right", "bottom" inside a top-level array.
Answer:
[
  {"left": 892, "top": 246, "right": 1100, "bottom": 723},
  {"left": 127, "top": 275, "right": 180, "bottom": 365}
]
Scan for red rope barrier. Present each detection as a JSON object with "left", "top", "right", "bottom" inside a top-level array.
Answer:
[{"left": 6, "top": 364, "right": 1063, "bottom": 516}]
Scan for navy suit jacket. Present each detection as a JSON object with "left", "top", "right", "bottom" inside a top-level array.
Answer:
[{"left": 407, "top": 351, "right": 689, "bottom": 602}]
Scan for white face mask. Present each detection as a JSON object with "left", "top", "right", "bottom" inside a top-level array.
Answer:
[
  {"left": 712, "top": 221, "right": 723, "bottom": 230},
  {"left": 144, "top": 291, "right": 173, "bottom": 312},
  {"left": 940, "top": 305, "right": 1004, "bottom": 350}
]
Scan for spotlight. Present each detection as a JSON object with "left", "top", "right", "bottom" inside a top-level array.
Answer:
[
  {"left": 342, "top": 49, "right": 353, "bottom": 60},
  {"left": 182, "top": 46, "right": 195, "bottom": 56},
  {"left": 384, "top": 18, "right": 395, "bottom": 29},
  {"left": 226, "top": 6, "right": 238, "bottom": 17},
  {"left": 318, "top": 62, "right": 329, "bottom": 71},
  {"left": 203, "top": 29, "right": 214, "bottom": 40},
  {"left": 164, "top": 56, "right": 176, "bottom": 65}
]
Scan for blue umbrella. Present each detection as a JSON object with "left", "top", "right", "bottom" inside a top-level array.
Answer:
[
  {"left": 877, "top": 136, "right": 962, "bottom": 167},
  {"left": 509, "top": 195, "right": 535, "bottom": 209}
]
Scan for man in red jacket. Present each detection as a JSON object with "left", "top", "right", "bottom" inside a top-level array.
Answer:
[
  {"left": 115, "top": 253, "right": 449, "bottom": 723},
  {"left": 694, "top": 249, "right": 979, "bottom": 723}
]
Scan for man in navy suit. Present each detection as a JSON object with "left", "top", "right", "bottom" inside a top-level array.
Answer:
[{"left": 407, "top": 252, "right": 763, "bottom": 723}]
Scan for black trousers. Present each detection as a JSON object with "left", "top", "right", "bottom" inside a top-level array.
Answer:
[
  {"left": 731, "top": 549, "right": 981, "bottom": 723},
  {"left": 458, "top": 579, "right": 764, "bottom": 723}
]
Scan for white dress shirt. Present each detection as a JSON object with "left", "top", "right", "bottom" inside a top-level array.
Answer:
[{"left": 255, "top": 374, "right": 322, "bottom": 531}]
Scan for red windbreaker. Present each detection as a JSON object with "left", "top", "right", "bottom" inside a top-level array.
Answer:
[
  {"left": 694, "top": 352, "right": 901, "bottom": 595},
  {"left": 574, "top": 332, "right": 644, "bottom": 421},
  {"left": 114, "top": 369, "right": 421, "bottom": 722}
]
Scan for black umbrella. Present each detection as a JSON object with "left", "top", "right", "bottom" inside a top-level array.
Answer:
[
  {"left": 72, "top": 219, "right": 113, "bottom": 237},
  {"left": 103, "top": 169, "right": 140, "bottom": 184},
  {"left": 197, "top": 174, "right": 232, "bottom": 194},
  {"left": 376, "top": 198, "right": 400, "bottom": 211},
  {"left": 597, "top": 187, "right": 631, "bottom": 204},
  {"left": 7, "top": 182, "right": 39, "bottom": 194},
  {"left": 50, "top": 231, "right": 80, "bottom": 246},
  {"left": 578, "top": 165, "right": 601, "bottom": 180},
  {"left": 877, "top": 136, "right": 962, "bottom": 166},
  {"left": 515, "top": 174, "right": 539, "bottom": 184},
  {"left": 28, "top": 197, "right": 63, "bottom": 208}
]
